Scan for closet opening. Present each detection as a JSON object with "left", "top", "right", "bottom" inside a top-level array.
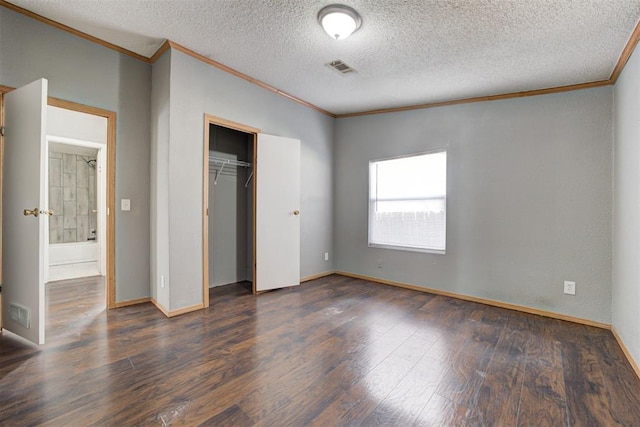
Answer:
[{"left": 204, "top": 118, "right": 258, "bottom": 305}]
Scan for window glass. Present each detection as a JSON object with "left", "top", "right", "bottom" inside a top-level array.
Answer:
[{"left": 369, "top": 151, "right": 447, "bottom": 253}]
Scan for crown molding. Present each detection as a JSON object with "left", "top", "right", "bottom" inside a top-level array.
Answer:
[
  {"left": 610, "top": 17, "right": 640, "bottom": 83},
  {"left": 149, "top": 40, "right": 171, "bottom": 63},
  {"left": 165, "top": 41, "right": 335, "bottom": 117},
  {"left": 336, "top": 79, "right": 611, "bottom": 118}
]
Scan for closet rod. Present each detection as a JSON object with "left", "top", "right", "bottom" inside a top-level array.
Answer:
[{"left": 209, "top": 155, "right": 252, "bottom": 168}]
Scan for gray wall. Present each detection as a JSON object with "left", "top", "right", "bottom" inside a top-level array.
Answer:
[
  {"left": 208, "top": 125, "right": 252, "bottom": 287},
  {"left": 335, "top": 87, "right": 613, "bottom": 323},
  {"left": 150, "top": 50, "right": 171, "bottom": 307},
  {"left": 0, "top": 7, "right": 151, "bottom": 302},
  {"left": 157, "top": 49, "right": 334, "bottom": 311},
  {"left": 613, "top": 43, "right": 640, "bottom": 368}
]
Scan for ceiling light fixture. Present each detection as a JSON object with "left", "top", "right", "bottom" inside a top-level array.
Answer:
[{"left": 318, "top": 4, "right": 362, "bottom": 40}]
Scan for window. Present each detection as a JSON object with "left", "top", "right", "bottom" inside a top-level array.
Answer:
[{"left": 369, "top": 151, "right": 447, "bottom": 253}]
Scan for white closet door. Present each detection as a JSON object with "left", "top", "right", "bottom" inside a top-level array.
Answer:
[
  {"left": 255, "top": 133, "right": 300, "bottom": 292},
  {"left": 2, "top": 79, "right": 48, "bottom": 345}
]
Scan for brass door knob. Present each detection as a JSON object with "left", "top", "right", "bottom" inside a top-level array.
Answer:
[
  {"left": 23, "top": 208, "right": 39, "bottom": 217},
  {"left": 293, "top": 210, "right": 300, "bottom": 216}
]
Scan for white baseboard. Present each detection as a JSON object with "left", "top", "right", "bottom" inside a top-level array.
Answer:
[{"left": 49, "top": 261, "right": 100, "bottom": 282}]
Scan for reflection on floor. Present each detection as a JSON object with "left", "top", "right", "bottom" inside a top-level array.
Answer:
[
  {"left": 0, "top": 274, "right": 639, "bottom": 425},
  {"left": 46, "top": 276, "right": 105, "bottom": 342}
]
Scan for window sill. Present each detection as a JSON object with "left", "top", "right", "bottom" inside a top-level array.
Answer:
[{"left": 368, "top": 243, "right": 446, "bottom": 255}]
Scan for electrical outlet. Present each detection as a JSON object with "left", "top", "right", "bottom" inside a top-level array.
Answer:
[
  {"left": 324, "top": 252, "right": 329, "bottom": 261},
  {"left": 377, "top": 259, "right": 383, "bottom": 269},
  {"left": 564, "top": 281, "right": 576, "bottom": 295}
]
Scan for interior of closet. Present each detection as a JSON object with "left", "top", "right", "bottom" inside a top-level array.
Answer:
[{"left": 208, "top": 124, "right": 254, "bottom": 290}]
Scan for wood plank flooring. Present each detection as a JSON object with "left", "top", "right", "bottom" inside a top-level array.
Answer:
[{"left": 1, "top": 274, "right": 640, "bottom": 426}]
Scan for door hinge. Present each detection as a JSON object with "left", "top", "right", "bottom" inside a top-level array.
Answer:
[{"left": 0, "top": 126, "right": 5, "bottom": 136}]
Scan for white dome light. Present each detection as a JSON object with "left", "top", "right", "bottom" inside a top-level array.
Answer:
[{"left": 318, "top": 5, "right": 362, "bottom": 40}]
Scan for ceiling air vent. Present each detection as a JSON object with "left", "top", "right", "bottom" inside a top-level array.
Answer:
[{"left": 326, "top": 59, "right": 355, "bottom": 74}]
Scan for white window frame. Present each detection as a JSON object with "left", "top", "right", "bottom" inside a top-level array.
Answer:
[{"left": 368, "top": 150, "right": 447, "bottom": 254}]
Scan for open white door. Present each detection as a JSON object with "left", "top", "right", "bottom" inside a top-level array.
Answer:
[
  {"left": 255, "top": 134, "right": 300, "bottom": 292},
  {"left": 1, "top": 79, "right": 48, "bottom": 345}
]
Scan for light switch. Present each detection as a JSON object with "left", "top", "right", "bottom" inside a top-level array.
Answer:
[{"left": 121, "top": 199, "right": 131, "bottom": 211}]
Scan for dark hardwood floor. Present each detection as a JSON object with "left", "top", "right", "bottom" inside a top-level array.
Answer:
[{"left": 1, "top": 274, "right": 639, "bottom": 426}]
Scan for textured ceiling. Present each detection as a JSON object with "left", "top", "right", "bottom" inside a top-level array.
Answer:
[{"left": 6, "top": 0, "right": 640, "bottom": 115}]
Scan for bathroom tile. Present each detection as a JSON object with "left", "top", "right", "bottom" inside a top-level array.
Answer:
[
  {"left": 90, "top": 212, "right": 97, "bottom": 232},
  {"left": 49, "top": 158, "right": 62, "bottom": 187},
  {"left": 63, "top": 229, "right": 77, "bottom": 243},
  {"left": 77, "top": 215, "right": 89, "bottom": 241},
  {"left": 89, "top": 175, "right": 95, "bottom": 202},
  {"left": 63, "top": 154, "right": 76, "bottom": 174},
  {"left": 77, "top": 159, "right": 88, "bottom": 188},
  {"left": 49, "top": 186, "right": 63, "bottom": 216},
  {"left": 49, "top": 215, "right": 63, "bottom": 244},
  {"left": 63, "top": 201, "right": 77, "bottom": 229},
  {"left": 49, "top": 231, "right": 62, "bottom": 244},
  {"left": 63, "top": 173, "right": 76, "bottom": 201},
  {"left": 49, "top": 151, "right": 62, "bottom": 159},
  {"left": 77, "top": 188, "right": 89, "bottom": 215}
]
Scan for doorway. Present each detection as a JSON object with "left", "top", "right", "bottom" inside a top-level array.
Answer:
[
  {"left": 42, "top": 103, "right": 111, "bottom": 341},
  {"left": 203, "top": 116, "right": 258, "bottom": 306},
  {"left": 202, "top": 114, "right": 302, "bottom": 308},
  {"left": 47, "top": 98, "right": 116, "bottom": 310},
  {"left": 207, "top": 125, "right": 254, "bottom": 293}
]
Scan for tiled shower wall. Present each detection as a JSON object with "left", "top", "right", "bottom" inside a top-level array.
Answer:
[{"left": 49, "top": 152, "right": 97, "bottom": 243}]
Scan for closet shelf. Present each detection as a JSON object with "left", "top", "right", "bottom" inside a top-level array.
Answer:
[
  {"left": 209, "top": 156, "right": 252, "bottom": 168},
  {"left": 209, "top": 156, "right": 253, "bottom": 185}
]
